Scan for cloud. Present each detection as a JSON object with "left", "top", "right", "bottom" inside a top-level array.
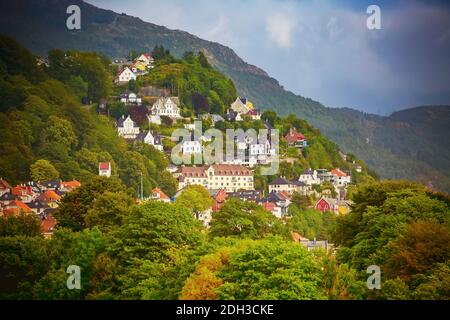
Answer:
[{"left": 266, "top": 13, "right": 296, "bottom": 48}]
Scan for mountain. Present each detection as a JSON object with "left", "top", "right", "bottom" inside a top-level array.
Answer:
[{"left": 1, "top": 0, "right": 449, "bottom": 192}]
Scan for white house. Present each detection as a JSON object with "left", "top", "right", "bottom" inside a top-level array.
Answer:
[
  {"left": 151, "top": 97, "right": 181, "bottom": 119},
  {"left": 99, "top": 162, "right": 111, "bottom": 178},
  {"left": 230, "top": 97, "right": 251, "bottom": 114},
  {"left": 116, "top": 115, "right": 140, "bottom": 139},
  {"left": 299, "top": 169, "right": 321, "bottom": 186},
  {"left": 137, "top": 53, "right": 154, "bottom": 67},
  {"left": 120, "top": 92, "right": 142, "bottom": 105},
  {"left": 330, "top": 169, "right": 351, "bottom": 186},
  {"left": 136, "top": 131, "right": 163, "bottom": 151},
  {"left": 182, "top": 136, "right": 202, "bottom": 154},
  {"left": 115, "top": 67, "right": 136, "bottom": 84}
]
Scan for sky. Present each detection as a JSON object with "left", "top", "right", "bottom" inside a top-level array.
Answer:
[{"left": 86, "top": 0, "right": 450, "bottom": 115}]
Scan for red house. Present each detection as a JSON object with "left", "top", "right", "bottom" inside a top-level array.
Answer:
[
  {"left": 210, "top": 189, "right": 227, "bottom": 212},
  {"left": 285, "top": 128, "right": 307, "bottom": 148},
  {"left": 315, "top": 198, "right": 331, "bottom": 213}
]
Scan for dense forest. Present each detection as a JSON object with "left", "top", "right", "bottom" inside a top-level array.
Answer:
[{"left": 0, "top": 34, "right": 449, "bottom": 300}]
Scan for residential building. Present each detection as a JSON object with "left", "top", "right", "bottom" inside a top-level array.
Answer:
[
  {"left": 136, "top": 131, "right": 163, "bottom": 151},
  {"left": 285, "top": 128, "right": 307, "bottom": 148},
  {"left": 209, "top": 189, "right": 227, "bottom": 212},
  {"left": 147, "top": 114, "right": 162, "bottom": 125},
  {"left": 99, "top": 162, "right": 111, "bottom": 178},
  {"left": 136, "top": 53, "right": 154, "bottom": 67},
  {"left": 175, "top": 164, "right": 254, "bottom": 192},
  {"left": 245, "top": 109, "right": 261, "bottom": 120},
  {"left": 115, "top": 67, "right": 136, "bottom": 84},
  {"left": 227, "top": 190, "right": 262, "bottom": 202},
  {"left": 258, "top": 191, "right": 291, "bottom": 217},
  {"left": 230, "top": 97, "right": 251, "bottom": 114},
  {"left": 150, "top": 188, "right": 170, "bottom": 202},
  {"left": 268, "top": 177, "right": 310, "bottom": 195},
  {"left": 315, "top": 197, "right": 352, "bottom": 215},
  {"left": 151, "top": 97, "right": 181, "bottom": 119},
  {"left": 182, "top": 134, "right": 202, "bottom": 154},
  {"left": 298, "top": 169, "right": 321, "bottom": 186},
  {"left": 116, "top": 115, "right": 140, "bottom": 139},
  {"left": 0, "top": 179, "right": 11, "bottom": 196},
  {"left": 330, "top": 168, "right": 351, "bottom": 186},
  {"left": 120, "top": 92, "right": 142, "bottom": 105}
]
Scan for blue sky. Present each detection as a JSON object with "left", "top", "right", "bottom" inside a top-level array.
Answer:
[{"left": 86, "top": 0, "right": 450, "bottom": 115}]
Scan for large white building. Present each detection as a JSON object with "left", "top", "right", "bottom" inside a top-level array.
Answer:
[
  {"left": 175, "top": 164, "right": 254, "bottom": 192},
  {"left": 116, "top": 115, "right": 139, "bottom": 139},
  {"left": 151, "top": 97, "right": 181, "bottom": 118}
]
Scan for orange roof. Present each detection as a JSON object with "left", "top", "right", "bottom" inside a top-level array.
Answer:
[
  {"left": 44, "top": 190, "right": 61, "bottom": 201},
  {"left": 12, "top": 186, "right": 33, "bottom": 197},
  {"left": 152, "top": 188, "right": 169, "bottom": 200},
  {"left": 61, "top": 180, "right": 81, "bottom": 189},
  {"left": 262, "top": 201, "right": 276, "bottom": 212},
  {"left": 209, "top": 164, "right": 252, "bottom": 176},
  {"left": 0, "top": 179, "right": 11, "bottom": 190},
  {"left": 41, "top": 215, "right": 57, "bottom": 234},
  {"left": 99, "top": 162, "right": 110, "bottom": 170},
  {"left": 331, "top": 169, "right": 347, "bottom": 177},
  {"left": 9, "top": 200, "right": 32, "bottom": 213}
]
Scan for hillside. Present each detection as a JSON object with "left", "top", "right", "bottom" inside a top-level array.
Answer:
[{"left": 0, "top": 0, "right": 449, "bottom": 192}]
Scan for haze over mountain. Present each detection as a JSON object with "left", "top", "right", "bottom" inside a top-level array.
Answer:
[{"left": 0, "top": 0, "right": 449, "bottom": 192}]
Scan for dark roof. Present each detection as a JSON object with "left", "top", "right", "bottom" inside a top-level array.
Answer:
[
  {"left": 269, "top": 177, "right": 290, "bottom": 185},
  {"left": 0, "top": 192, "right": 18, "bottom": 201},
  {"left": 28, "top": 199, "right": 50, "bottom": 209},
  {"left": 260, "top": 191, "right": 286, "bottom": 203},
  {"left": 41, "top": 180, "right": 60, "bottom": 189},
  {"left": 227, "top": 190, "right": 262, "bottom": 201}
]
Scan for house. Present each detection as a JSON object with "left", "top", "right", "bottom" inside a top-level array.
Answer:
[
  {"left": 39, "top": 180, "right": 61, "bottom": 191},
  {"left": 300, "top": 238, "right": 333, "bottom": 252},
  {"left": 151, "top": 97, "right": 181, "bottom": 119},
  {"left": 315, "top": 197, "right": 350, "bottom": 215},
  {"left": 60, "top": 180, "right": 81, "bottom": 192},
  {"left": 268, "top": 177, "right": 309, "bottom": 195},
  {"left": 209, "top": 189, "right": 227, "bottom": 212},
  {"left": 38, "top": 190, "right": 61, "bottom": 208},
  {"left": 115, "top": 67, "right": 136, "bottom": 84},
  {"left": 258, "top": 191, "right": 291, "bottom": 217},
  {"left": 0, "top": 179, "right": 11, "bottom": 196},
  {"left": 245, "top": 109, "right": 261, "bottom": 120},
  {"left": 12, "top": 185, "right": 34, "bottom": 203},
  {"left": 151, "top": 188, "right": 170, "bottom": 202},
  {"left": 285, "top": 128, "right": 307, "bottom": 148},
  {"left": 0, "top": 192, "right": 18, "bottom": 207},
  {"left": 330, "top": 168, "right": 351, "bottom": 186},
  {"left": 227, "top": 190, "right": 262, "bottom": 202},
  {"left": 226, "top": 110, "right": 243, "bottom": 122},
  {"left": 40, "top": 214, "right": 57, "bottom": 238},
  {"left": 175, "top": 164, "right": 254, "bottom": 192},
  {"left": 99, "top": 162, "right": 111, "bottom": 178},
  {"left": 136, "top": 53, "right": 154, "bottom": 67},
  {"left": 182, "top": 134, "right": 202, "bottom": 155},
  {"left": 116, "top": 115, "right": 140, "bottom": 139},
  {"left": 136, "top": 131, "right": 163, "bottom": 151},
  {"left": 120, "top": 92, "right": 142, "bottom": 105},
  {"left": 4, "top": 200, "right": 32, "bottom": 214},
  {"left": 298, "top": 169, "right": 321, "bottom": 186},
  {"left": 28, "top": 199, "right": 50, "bottom": 215},
  {"left": 230, "top": 97, "right": 251, "bottom": 114}
]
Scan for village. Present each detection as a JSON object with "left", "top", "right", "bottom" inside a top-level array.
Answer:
[{"left": 0, "top": 52, "right": 361, "bottom": 250}]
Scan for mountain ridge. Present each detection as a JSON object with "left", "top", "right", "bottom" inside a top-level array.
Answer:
[{"left": 1, "top": 0, "right": 449, "bottom": 192}]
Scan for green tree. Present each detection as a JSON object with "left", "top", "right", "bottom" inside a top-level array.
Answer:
[
  {"left": 30, "top": 159, "right": 59, "bottom": 182},
  {"left": 209, "top": 198, "right": 287, "bottom": 239},
  {"left": 0, "top": 213, "right": 42, "bottom": 237},
  {"left": 175, "top": 185, "right": 214, "bottom": 219}
]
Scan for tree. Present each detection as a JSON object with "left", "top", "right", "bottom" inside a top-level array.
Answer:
[
  {"left": 56, "top": 176, "right": 129, "bottom": 231},
  {"left": 215, "top": 238, "right": 326, "bottom": 299},
  {"left": 209, "top": 198, "right": 287, "bottom": 239},
  {"left": 384, "top": 220, "right": 450, "bottom": 282},
  {"left": 175, "top": 185, "right": 214, "bottom": 219},
  {"left": 30, "top": 159, "right": 59, "bottom": 182},
  {"left": 192, "top": 92, "right": 210, "bottom": 114},
  {"left": 261, "top": 110, "right": 279, "bottom": 126},
  {"left": 110, "top": 201, "right": 204, "bottom": 263},
  {"left": 109, "top": 101, "right": 127, "bottom": 119},
  {"left": 84, "top": 191, "right": 134, "bottom": 232},
  {"left": 0, "top": 213, "right": 42, "bottom": 237}
]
